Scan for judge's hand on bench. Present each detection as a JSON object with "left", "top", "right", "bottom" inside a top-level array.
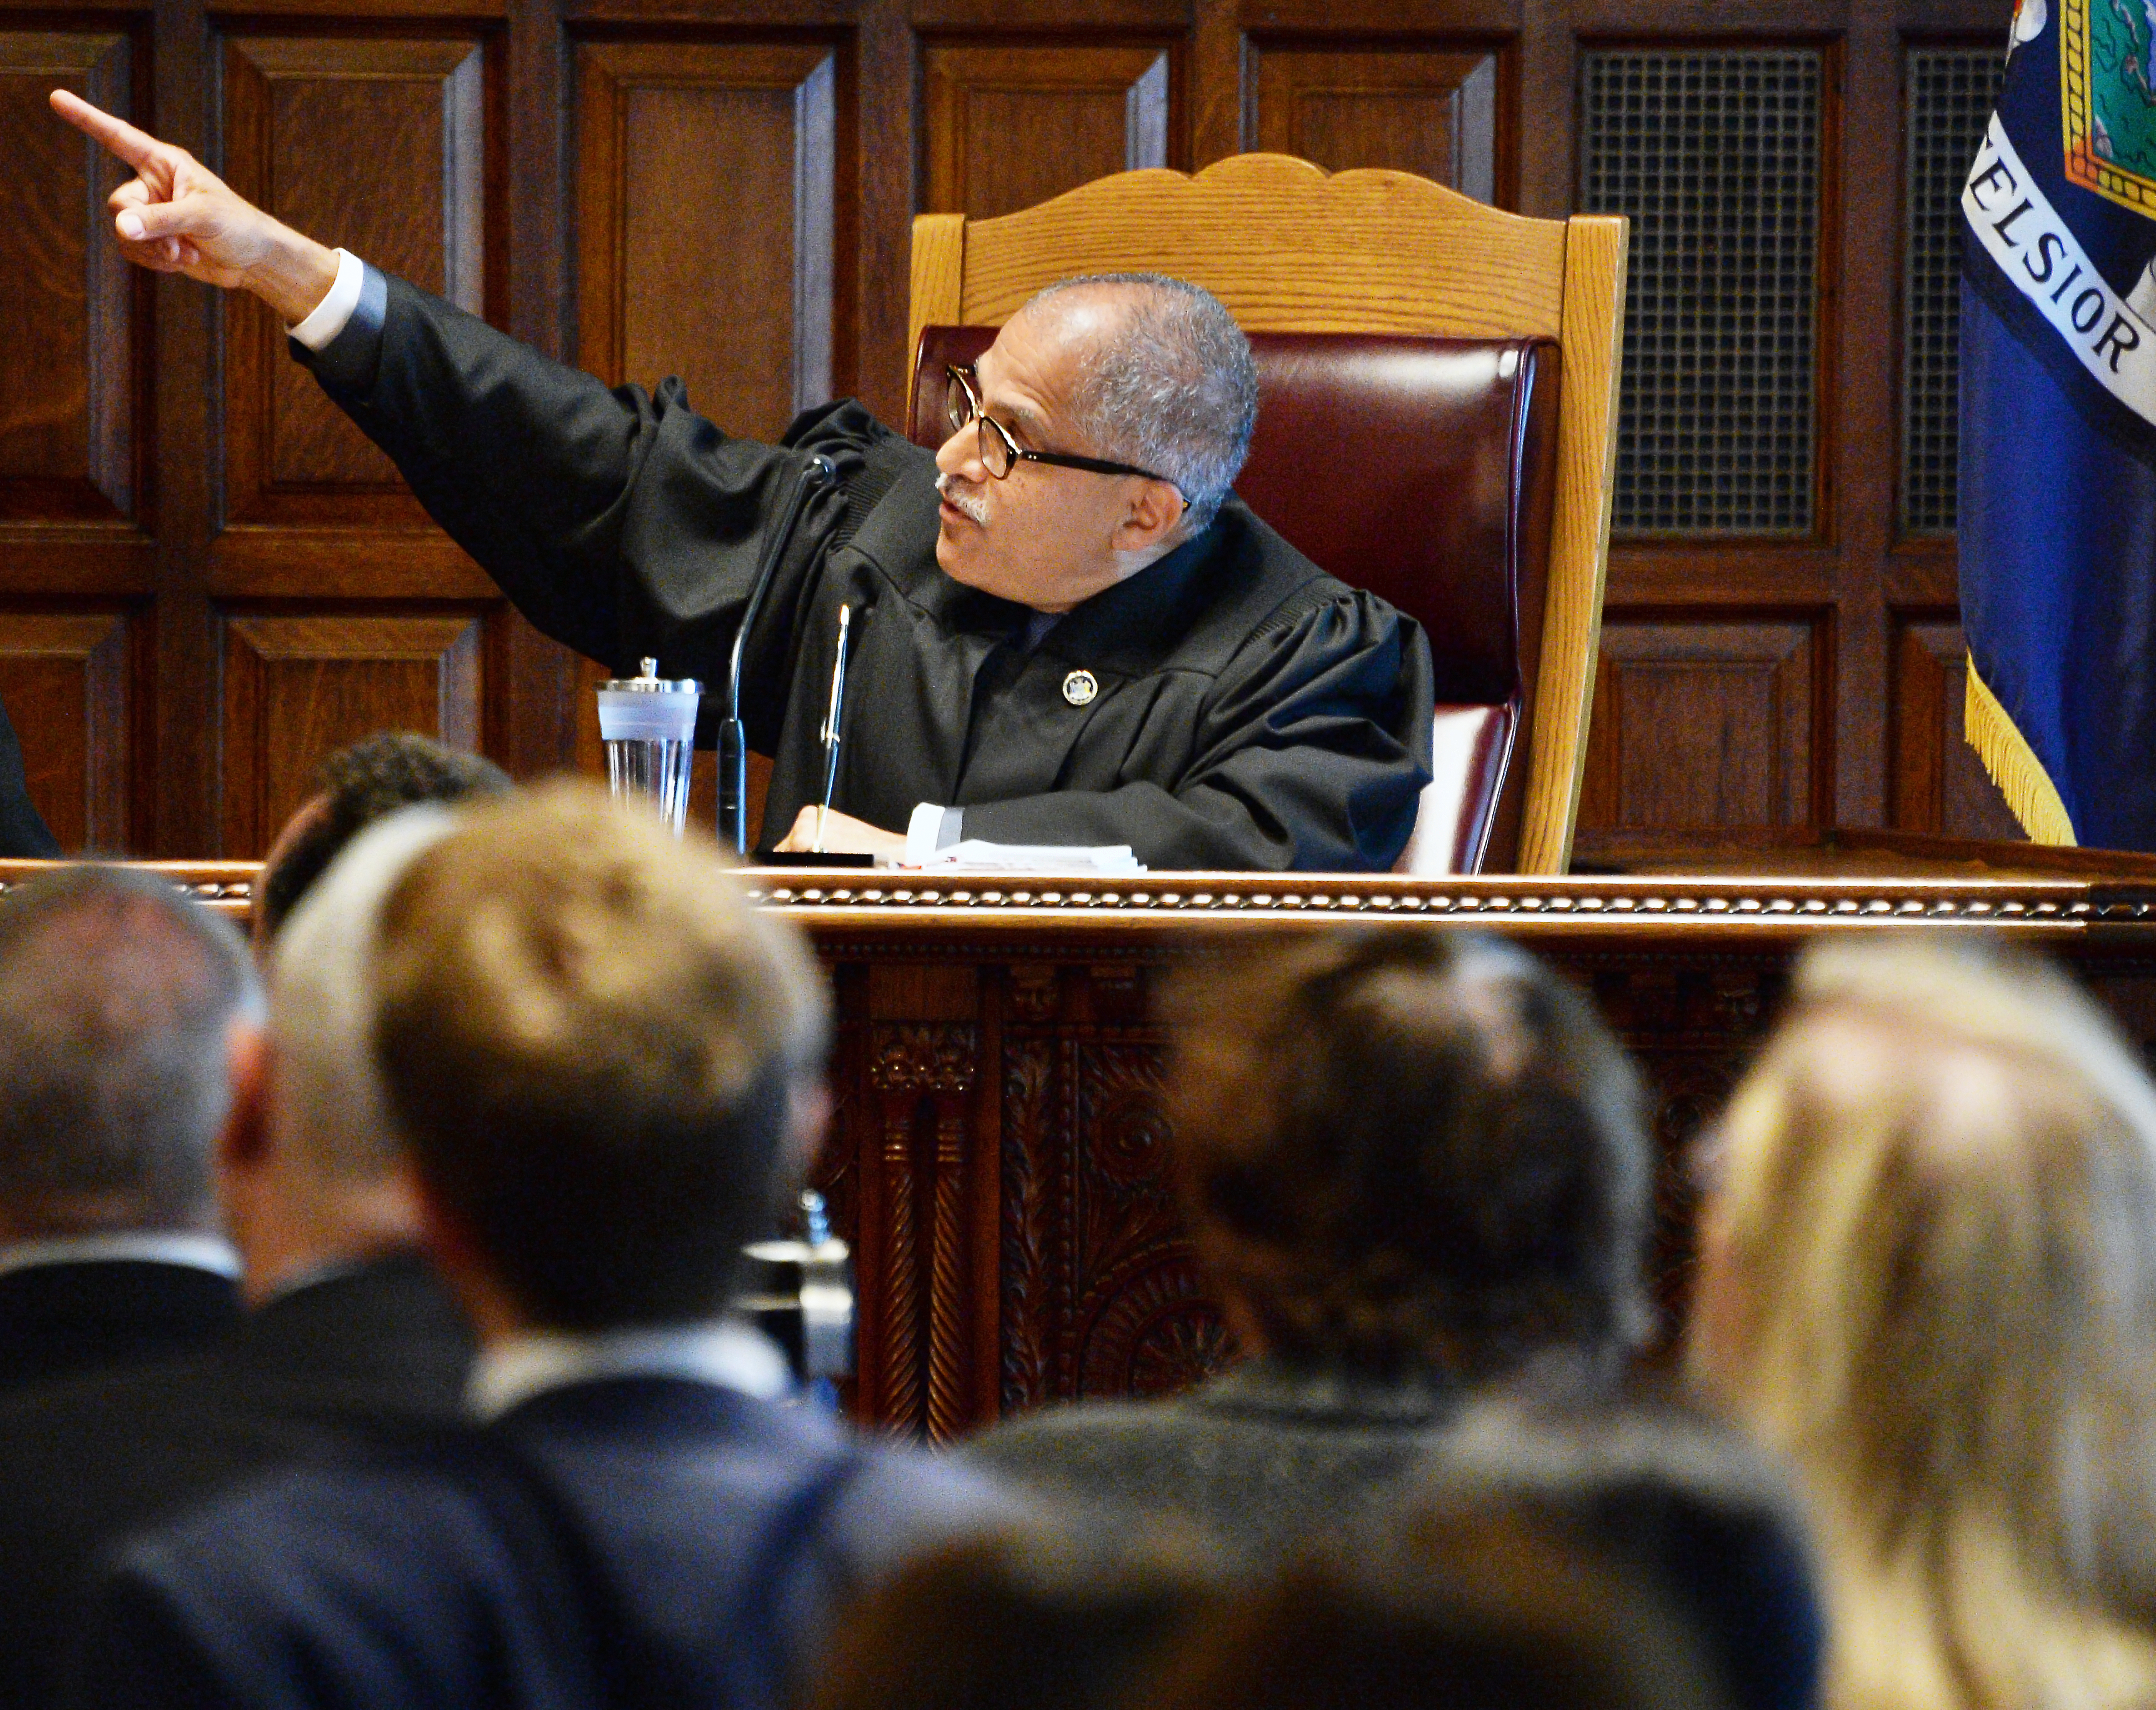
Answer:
[
  {"left": 772, "top": 807, "right": 907, "bottom": 862},
  {"left": 49, "top": 90, "right": 339, "bottom": 325}
]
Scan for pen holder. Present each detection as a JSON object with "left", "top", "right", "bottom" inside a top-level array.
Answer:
[{"left": 597, "top": 659, "right": 701, "bottom": 836}]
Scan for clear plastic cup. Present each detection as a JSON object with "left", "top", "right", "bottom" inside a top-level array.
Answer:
[{"left": 597, "top": 659, "right": 702, "bottom": 835}]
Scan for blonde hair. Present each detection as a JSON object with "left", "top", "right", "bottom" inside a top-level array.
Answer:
[
  {"left": 371, "top": 781, "right": 829, "bottom": 1327},
  {"left": 1694, "top": 937, "right": 2156, "bottom": 1710}
]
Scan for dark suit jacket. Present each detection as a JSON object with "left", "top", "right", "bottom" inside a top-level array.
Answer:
[
  {"left": 0, "top": 1252, "right": 474, "bottom": 1709},
  {"left": 0, "top": 1258, "right": 239, "bottom": 1396},
  {"left": 68, "top": 1375, "right": 1010, "bottom": 1709}
]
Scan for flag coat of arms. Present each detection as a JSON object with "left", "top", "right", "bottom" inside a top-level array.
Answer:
[{"left": 1960, "top": 0, "right": 2156, "bottom": 847}]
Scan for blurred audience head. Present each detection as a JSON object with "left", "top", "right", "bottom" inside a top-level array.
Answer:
[
  {"left": 252, "top": 731, "right": 511, "bottom": 952},
  {"left": 0, "top": 866, "right": 259, "bottom": 1241},
  {"left": 811, "top": 1523, "right": 1220, "bottom": 1710},
  {"left": 371, "top": 782, "right": 830, "bottom": 1333},
  {"left": 1162, "top": 928, "right": 1652, "bottom": 1381},
  {"left": 225, "top": 808, "right": 459, "bottom": 1300},
  {"left": 1147, "top": 1495, "right": 1734, "bottom": 1710},
  {"left": 1689, "top": 936, "right": 2156, "bottom": 1710},
  {"left": 1422, "top": 1394, "right": 1821, "bottom": 1710}
]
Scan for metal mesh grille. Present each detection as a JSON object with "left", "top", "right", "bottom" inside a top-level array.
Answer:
[
  {"left": 1902, "top": 48, "right": 2003, "bottom": 537},
  {"left": 1581, "top": 50, "right": 1823, "bottom": 536}
]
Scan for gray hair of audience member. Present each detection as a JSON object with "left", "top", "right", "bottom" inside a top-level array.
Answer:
[
  {"left": 268, "top": 806, "right": 456, "bottom": 1184},
  {"left": 0, "top": 866, "right": 260, "bottom": 1236},
  {"left": 1024, "top": 274, "right": 1259, "bottom": 534},
  {"left": 1162, "top": 928, "right": 1653, "bottom": 1380},
  {"left": 1691, "top": 936, "right": 2156, "bottom": 1710}
]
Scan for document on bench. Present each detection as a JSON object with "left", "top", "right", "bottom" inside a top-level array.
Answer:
[{"left": 897, "top": 840, "right": 1145, "bottom": 875}]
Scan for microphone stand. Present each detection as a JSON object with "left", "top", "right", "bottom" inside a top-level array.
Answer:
[{"left": 719, "top": 452, "right": 838, "bottom": 854}]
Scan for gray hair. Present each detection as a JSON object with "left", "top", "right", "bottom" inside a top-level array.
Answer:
[
  {"left": 1027, "top": 273, "right": 1259, "bottom": 534},
  {"left": 0, "top": 866, "right": 261, "bottom": 1234},
  {"left": 270, "top": 804, "right": 456, "bottom": 1183}
]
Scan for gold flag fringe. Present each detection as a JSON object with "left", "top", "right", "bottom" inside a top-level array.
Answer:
[{"left": 1964, "top": 661, "right": 2077, "bottom": 846}]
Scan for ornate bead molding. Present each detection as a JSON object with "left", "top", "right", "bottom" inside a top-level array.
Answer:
[
  {"left": 4, "top": 859, "right": 2155, "bottom": 934},
  {"left": 742, "top": 873, "right": 2156, "bottom": 928}
]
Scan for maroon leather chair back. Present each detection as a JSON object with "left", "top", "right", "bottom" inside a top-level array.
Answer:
[{"left": 910, "top": 327, "right": 1563, "bottom": 872}]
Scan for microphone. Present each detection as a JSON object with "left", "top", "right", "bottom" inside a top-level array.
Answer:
[{"left": 720, "top": 452, "right": 839, "bottom": 854}]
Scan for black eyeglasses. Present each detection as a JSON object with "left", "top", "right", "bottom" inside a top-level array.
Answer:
[{"left": 944, "top": 366, "right": 1178, "bottom": 491}]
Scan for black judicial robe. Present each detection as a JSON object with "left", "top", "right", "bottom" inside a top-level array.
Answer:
[{"left": 297, "top": 272, "right": 1435, "bottom": 871}]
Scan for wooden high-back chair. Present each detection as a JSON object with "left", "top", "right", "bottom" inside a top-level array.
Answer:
[{"left": 907, "top": 155, "right": 1627, "bottom": 875}]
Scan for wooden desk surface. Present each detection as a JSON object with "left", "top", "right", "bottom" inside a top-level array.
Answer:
[{"left": 18, "top": 839, "right": 2156, "bottom": 1438}]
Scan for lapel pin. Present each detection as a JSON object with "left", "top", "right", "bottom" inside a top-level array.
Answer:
[{"left": 1062, "top": 669, "right": 1099, "bottom": 707}]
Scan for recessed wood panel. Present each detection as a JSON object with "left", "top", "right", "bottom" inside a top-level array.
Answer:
[
  {"left": 576, "top": 41, "right": 841, "bottom": 444},
  {"left": 0, "top": 32, "right": 134, "bottom": 522},
  {"left": 923, "top": 44, "right": 1172, "bottom": 221},
  {"left": 1250, "top": 46, "right": 1499, "bottom": 204},
  {"left": 1577, "top": 620, "right": 1820, "bottom": 832},
  {"left": 222, "top": 35, "right": 487, "bottom": 520},
  {"left": 220, "top": 612, "right": 481, "bottom": 856},
  {"left": 0, "top": 611, "right": 130, "bottom": 853},
  {"left": 1891, "top": 617, "right": 2024, "bottom": 841}
]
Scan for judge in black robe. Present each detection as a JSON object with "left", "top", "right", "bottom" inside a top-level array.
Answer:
[
  {"left": 293, "top": 268, "right": 1434, "bottom": 872},
  {"left": 46, "top": 89, "right": 1432, "bottom": 871}
]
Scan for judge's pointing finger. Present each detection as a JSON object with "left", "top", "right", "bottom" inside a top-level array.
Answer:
[
  {"left": 49, "top": 89, "right": 181, "bottom": 179},
  {"left": 46, "top": 89, "right": 342, "bottom": 323}
]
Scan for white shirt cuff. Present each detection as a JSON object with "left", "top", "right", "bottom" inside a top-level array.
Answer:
[
  {"left": 906, "top": 802, "right": 946, "bottom": 861},
  {"left": 287, "top": 248, "right": 364, "bottom": 351}
]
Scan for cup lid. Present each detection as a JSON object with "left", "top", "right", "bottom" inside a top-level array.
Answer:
[{"left": 600, "top": 656, "right": 702, "bottom": 694}]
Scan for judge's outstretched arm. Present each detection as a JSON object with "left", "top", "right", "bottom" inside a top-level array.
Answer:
[
  {"left": 49, "top": 89, "right": 806, "bottom": 668},
  {"left": 49, "top": 90, "right": 340, "bottom": 322}
]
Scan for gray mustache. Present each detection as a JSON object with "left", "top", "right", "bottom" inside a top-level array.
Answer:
[{"left": 935, "top": 472, "right": 989, "bottom": 525}]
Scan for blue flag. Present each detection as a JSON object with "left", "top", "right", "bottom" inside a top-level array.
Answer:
[{"left": 1961, "top": 0, "right": 2156, "bottom": 848}]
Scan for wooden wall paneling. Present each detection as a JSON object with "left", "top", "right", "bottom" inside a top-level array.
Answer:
[
  {"left": 574, "top": 39, "right": 846, "bottom": 445},
  {"left": 1576, "top": 618, "right": 1824, "bottom": 839},
  {"left": 218, "top": 611, "right": 482, "bottom": 855},
  {"left": 1828, "top": 15, "right": 1897, "bottom": 834},
  {"left": 0, "top": 31, "right": 135, "bottom": 524},
  {"left": 1890, "top": 613, "right": 2022, "bottom": 839},
  {"left": 0, "top": 610, "right": 131, "bottom": 852},
  {"left": 218, "top": 35, "right": 490, "bottom": 529},
  {"left": 921, "top": 41, "right": 1178, "bottom": 219},
  {"left": 1247, "top": 42, "right": 1504, "bottom": 204},
  {"left": 571, "top": 37, "right": 847, "bottom": 829},
  {"left": 487, "top": 0, "right": 581, "bottom": 782}
]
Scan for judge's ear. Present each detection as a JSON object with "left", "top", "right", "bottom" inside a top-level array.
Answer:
[{"left": 1112, "top": 478, "right": 1188, "bottom": 556}]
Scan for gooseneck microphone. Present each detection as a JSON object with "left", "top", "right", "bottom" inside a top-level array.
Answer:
[{"left": 719, "top": 452, "right": 838, "bottom": 854}]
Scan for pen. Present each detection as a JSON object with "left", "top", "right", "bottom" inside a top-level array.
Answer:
[{"left": 813, "top": 605, "right": 851, "bottom": 853}]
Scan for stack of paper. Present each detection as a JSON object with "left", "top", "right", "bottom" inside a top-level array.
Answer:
[{"left": 899, "top": 841, "right": 1145, "bottom": 875}]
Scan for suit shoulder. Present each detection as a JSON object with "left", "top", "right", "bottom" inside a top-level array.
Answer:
[
  {"left": 961, "top": 1396, "right": 1195, "bottom": 1472},
  {"left": 106, "top": 1450, "right": 503, "bottom": 1649}
]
